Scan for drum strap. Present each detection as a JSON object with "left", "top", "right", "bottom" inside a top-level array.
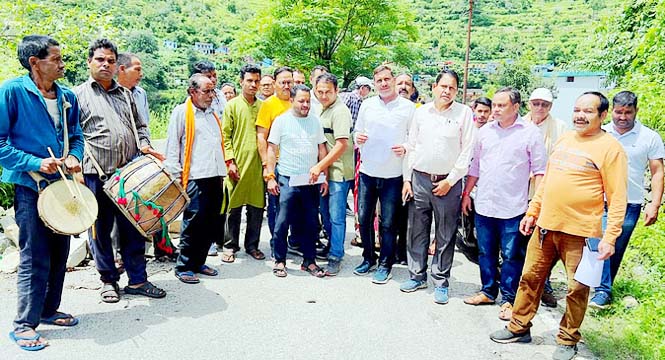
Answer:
[
  {"left": 29, "top": 95, "right": 71, "bottom": 190},
  {"left": 83, "top": 88, "right": 142, "bottom": 181}
]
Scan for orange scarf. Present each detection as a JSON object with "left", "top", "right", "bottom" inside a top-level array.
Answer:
[{"left": 181, "top": 97, "right": 225, "bottom": 189}]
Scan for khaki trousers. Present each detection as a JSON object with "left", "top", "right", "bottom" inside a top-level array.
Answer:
[{"left": 508, "top": 228, "right": 590, "bottom": 345}]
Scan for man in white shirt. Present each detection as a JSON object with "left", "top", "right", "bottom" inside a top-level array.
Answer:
[
  {"left": 352, "top": 64, "right": 415, "bottom": 284},
  {"left": 588, "top": 90, "right": 665, "bottom": 309},
  {"left": 165, "top": 74, "right": 227, "bottom": 284},
  {"left": 400, "top": 70, "right": 475, "bottom": 304}
]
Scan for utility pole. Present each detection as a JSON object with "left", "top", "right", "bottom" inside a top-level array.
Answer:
[{"left": 463, "top": 0, "right": 473, "bottom": 104}]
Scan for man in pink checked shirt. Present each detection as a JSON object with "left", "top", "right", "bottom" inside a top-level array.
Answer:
[{"left": 461, "top": 87, "right": 547, "bottom": 321}]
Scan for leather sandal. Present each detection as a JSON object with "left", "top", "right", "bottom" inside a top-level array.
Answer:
[
  {"left": 100, "top": 282, "right": 120, "bottom": 303},
  {"left": 247, "top": 249, "right": 266, "bottom": 260}
]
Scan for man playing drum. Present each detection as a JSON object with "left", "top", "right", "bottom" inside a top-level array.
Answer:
[
  {"left": 0, "top": 35, "right": 85, "bottom": 351},
  {"left": 75, "top": 38, "right": 166, "bottom": 303},
  {"left": 165, "top": 74, "right": 227, "bottom": 284}
]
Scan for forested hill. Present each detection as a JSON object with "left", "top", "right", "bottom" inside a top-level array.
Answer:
[
  {"left": 411, "top": 0, "right": 618, "bottom": 70},
  {"left": 0, "top": 0, "right": 620, "bottom": 114}
]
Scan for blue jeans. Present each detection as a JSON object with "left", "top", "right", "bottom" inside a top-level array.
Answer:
[
  {"left": 475, "top": 213, "right": 528, "bottom": 304},
  {"left": 358, "top": 173, "right": 402, "bottom": 268},
  {"left": 594, "top": 203, "right": 642, "bottom": 295},
  {"left": 320, "top": 180, "right": 353, "bottom": 261},
  {"left": 272, "top": 175, "right": 320, "bottom": 264},
  {"left": 13, "top": 185, "right": 70, "bottom": 332},
  {"left": 85, "top": 175, "right": 148, "bottom": 285}
]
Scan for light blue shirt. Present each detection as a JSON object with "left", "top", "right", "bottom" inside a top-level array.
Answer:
[
  {"left": 603, "top": 120, "right": 665, "bottom": 204},
  {"left": 268, "top": 110, "right": 326, "bottom": 177},
  {"left": 132, "top": 86, "right": 150, "bottom": 126}
]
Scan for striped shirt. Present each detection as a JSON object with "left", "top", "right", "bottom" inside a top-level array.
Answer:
[
  {"left": 75, "top": 78, "right": 150, "bottom": 175},
  {"left": 267, "top": 110, "right": 326, "bottom": 177}
]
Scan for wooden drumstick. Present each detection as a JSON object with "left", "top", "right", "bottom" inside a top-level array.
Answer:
[
  {"left": 48, "top": 147, "right": 96, "bottom": 221},
  {"left": 47, "top": 147, "right": 77, "bottom": 199}
]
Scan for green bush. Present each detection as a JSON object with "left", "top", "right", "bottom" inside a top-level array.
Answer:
[
  {"left": 584, "top": 218, "right": 665, "bottom": 359},
  {"left": 0, "top": 167, "right": 15, "bottom": 209}
]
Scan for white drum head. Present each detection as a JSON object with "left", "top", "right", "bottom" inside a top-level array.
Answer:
[{"left": 37, "top": 180, "right": 98, "bottom": 235}]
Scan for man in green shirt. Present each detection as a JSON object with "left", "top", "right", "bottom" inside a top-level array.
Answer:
[
  {"left": 310, "top": 73, "right": 354, "bottom": 275},
  {"left": 221, "top": 64, "right": 266, "bottom": 261}
]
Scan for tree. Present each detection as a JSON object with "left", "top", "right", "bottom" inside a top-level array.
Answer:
[
  {"left": 587, "top": 0, "right": 665, "bottom": 134},
  {"left": 246, "top": 0, "right": 419, "bottom": 86}
]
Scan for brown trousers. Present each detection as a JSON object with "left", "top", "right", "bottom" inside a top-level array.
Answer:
[{"left": 508, "top": 228, "right": 590, "bottom": 345}]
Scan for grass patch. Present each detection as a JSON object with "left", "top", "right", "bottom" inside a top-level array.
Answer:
[{"left": 583, "top": 218, "right": 665, "bottom": 359}]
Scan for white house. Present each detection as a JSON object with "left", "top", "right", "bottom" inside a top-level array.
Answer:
[{"left": 542, "top": 71, "right": 610, "bottom": 125}]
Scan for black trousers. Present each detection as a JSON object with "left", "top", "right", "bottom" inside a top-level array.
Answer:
[{"left": 175, "top": 177, "right": 225, "bottom": 273}]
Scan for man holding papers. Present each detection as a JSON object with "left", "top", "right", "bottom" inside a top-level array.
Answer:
[
  {"left": 352, "top": 64, "right": 415, "bottom": 284},
  {"left": 490, "top": 92, "right": 627, "bottom": 360},
  {"left": 266, "top": 84, "right": 329, "bottom": 278}
]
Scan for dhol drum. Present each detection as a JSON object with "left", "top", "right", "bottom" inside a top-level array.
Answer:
[
  {"left": 37, "top": 179, "right": 98, "bottom": 235},
  {"left": 104, "top": 155, "right": 189, "bottom": 239}
]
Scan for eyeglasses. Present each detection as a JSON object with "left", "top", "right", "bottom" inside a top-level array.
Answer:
[
  {"left": 277, "top": 80, "right": 293, "bottom": 87},
  {"left": 197, "top": 89, "right": 216, "bottom": 95},
  {"left": 530, "top": 101, "right": 551, "bottom": 108}
]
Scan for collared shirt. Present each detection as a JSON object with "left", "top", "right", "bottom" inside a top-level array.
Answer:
[
  {"left": 405, "top": 101, "right": 476, "bottom": 185},
  {"left": 353, "top": 95, "right": 415, "bottom": 179},
  {"left": 164, "top": 102, "right": 227, "bottom": 180},
  {"left": 0, "top": 75, "right": 84, "bottom": 191},
  {"left": 310, "top": 90, "right": 322, "bottom": 116},
  {"left": 268, "top": 111, "right": 326, "bottom": 177},
  {"left": 212, "top": 88, "right": 226, "bottom": 118},
  {"left": 469, "top": 116, "right": 547, "bottom": 219},
  {"left": 255, "top": 95, "right": 291, "bottom": 130},
  {"left": 319, "top": 98, "right": 354, "bottom": 181},
  {"left": 132, "top": 85, "right": 150, "bottom": 126},
  {"left": 340, "top": 91, "right": 363, "bottom": 127},
  {"left": 75, "top": 78, "right": 150, "bottom": 175},
  {"left": 603, "top": 120, "right": 665, "bottom": 204}
]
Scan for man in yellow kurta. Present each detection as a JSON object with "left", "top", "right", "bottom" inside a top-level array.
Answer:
[{"left": 221, "top": 64, "right": 266, "bottom": 262}]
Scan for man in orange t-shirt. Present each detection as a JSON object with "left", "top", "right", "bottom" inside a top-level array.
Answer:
[{"left": 490, "top": 91, "right": 627, "bottom": 360}]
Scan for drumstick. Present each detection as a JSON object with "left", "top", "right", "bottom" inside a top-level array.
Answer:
[
  {"left": 47, "top": 147, "right": 77, "bottom": 199},
  {"left": 71, "top": 173, "right": 96, "bottom": 221},
  {"left": 48, "top": 147, "right": 96, "bottom": 221}
]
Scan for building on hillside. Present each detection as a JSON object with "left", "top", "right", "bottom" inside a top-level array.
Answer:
[
  {"left": 543, "top": 71, "right": 611, "bottom": 125},
  {"left": 194, "top": 42, "right": 215, "bottom": 55},
  {"left": 163, "top": 40, "right": 178, "bottom": 50}
]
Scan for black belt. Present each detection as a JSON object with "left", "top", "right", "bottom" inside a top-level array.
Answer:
[{"left": 414, "top": 169, "right": 448, "bottom": 183}]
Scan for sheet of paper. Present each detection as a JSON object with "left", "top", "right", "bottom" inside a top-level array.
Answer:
[
  {"left": 288, "top": 173, "right": 326, "bottom": 187},
  {"left": 361, "top": 124, "right": 399, "bottom": 164},
  {"left": 574, "top": 245, "right": 604, "bottom": 287}
]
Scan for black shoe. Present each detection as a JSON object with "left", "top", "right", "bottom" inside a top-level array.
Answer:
[
  {"left": 541, "top": 292, "right": 558, "bottom": 308},
  {"left": 316, "top": 243, "right": 330, "bottom": 260},
  {"left": 489, "top": 328, "right": 531, "bottom": 344}
]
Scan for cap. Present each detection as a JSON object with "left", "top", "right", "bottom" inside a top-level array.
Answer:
[
  {"left": 529, "top": 88, "right": 553, "bottom": 102},
  {"left": 355, "top": 76, "right": 373, "bottom": 89}
]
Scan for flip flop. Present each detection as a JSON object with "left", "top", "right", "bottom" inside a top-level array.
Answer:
[
  {"left": 198, "top": 265, "right": 219, "bottom": 276},
  {"left": 124, "top": 282, "right": 167, "bottom": 298},
  {"left": 175, "top": 270, "right": 200, "bottom": 284},
  {"left": 41, "top": 312, "right": 79, "bottom": 327},
  {"left": 248, "top": 249, "right": 266, "bottom": 260},
  {"left": 9, "top": 331, "right": 47, "bottom": 351},
  {"left": 221, "top": 252, "right": 235, "bottom": 263}
]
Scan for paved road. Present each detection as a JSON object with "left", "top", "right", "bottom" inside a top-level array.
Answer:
[{"left": 0, "top": 214, "right": 596, "bottom": 360}]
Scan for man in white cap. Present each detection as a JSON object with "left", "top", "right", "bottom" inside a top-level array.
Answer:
[{"left": 524, "top": 87, "right": 569, "bottom": 308}]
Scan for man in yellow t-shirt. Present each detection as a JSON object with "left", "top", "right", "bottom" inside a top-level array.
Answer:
[
  {"left": 256, "top": 66, "right": 293, "bottom": 256},
  {"left": 490, "top": 92, "right": 627, "bottom": 360}
]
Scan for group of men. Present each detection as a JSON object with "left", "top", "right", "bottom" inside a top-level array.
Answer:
[{"left": 1, "top": 35, "right": 663, "bottom": 360}]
